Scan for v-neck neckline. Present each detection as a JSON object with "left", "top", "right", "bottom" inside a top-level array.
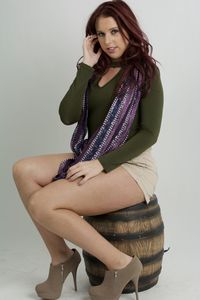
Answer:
[{"left": 97, "top": 68, "right": 122, "bottom": 88}]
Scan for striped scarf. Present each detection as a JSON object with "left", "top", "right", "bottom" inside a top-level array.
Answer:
[{"left": 52, "top": 69, "right": 142, "bottom": 181}]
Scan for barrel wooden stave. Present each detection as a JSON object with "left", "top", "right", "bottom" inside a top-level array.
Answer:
[{"left": 83, "top": 195, "right": 164, "bottom": 293}]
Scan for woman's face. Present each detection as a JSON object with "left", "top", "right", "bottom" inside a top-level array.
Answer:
[{"left": 95, "top": 16, "right": 129, "bottom": 59}]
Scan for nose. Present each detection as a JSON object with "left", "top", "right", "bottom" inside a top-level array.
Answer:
[{"left": 104, "top": 33, "right": 113, "bottom": 45}]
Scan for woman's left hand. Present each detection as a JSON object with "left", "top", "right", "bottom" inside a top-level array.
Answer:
[{"left": 66, "top": 159, "right": 104, "bottom": 185}]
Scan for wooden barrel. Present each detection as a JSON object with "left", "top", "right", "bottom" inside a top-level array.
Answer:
[{"left": 82, "top": 194, "right": 164, "bottom": 293}]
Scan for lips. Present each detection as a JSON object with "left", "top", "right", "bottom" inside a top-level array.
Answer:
[{"left": 107, "top": 47, "right": 117, "bottom": 53}]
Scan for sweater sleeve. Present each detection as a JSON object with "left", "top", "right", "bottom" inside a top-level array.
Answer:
[
  {"left": 98, "top": 69, "right": 164, "bottom": 173},
  {"left": 59, "top": 63, "right": 94, "bottom": 125}
]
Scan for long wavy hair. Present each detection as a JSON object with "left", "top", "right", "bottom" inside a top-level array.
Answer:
[{"left": 82, "top": 0, "right": 159, "bottom": 98}]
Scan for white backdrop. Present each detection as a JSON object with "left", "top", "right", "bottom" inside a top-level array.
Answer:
[{"left": 1, "top": 0, "right": 200, "bottom": 299}]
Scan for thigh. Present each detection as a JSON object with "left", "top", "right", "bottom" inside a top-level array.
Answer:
[
  {"left": 13, "top": 152, "right": 75, "bottom": 186},
  {"left": 30, "top": 166, "right": 145, "bottom": 218}
]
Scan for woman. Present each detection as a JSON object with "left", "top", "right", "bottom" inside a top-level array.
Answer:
[{"left": 12, "top": 1, "right": 163, "bottom": 299}]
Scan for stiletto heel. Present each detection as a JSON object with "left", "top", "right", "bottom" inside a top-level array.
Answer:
[
  {"left": 132, "top": 277, "right": 139, "bottom": 300},
  {"left": 35, "top": 248, "right": 81, "bottom": 299},
  {"left": 88, "top": 255, "right": 143, "bottom": 300},
  {"left": 71, "top": 264, "right": 79, "bottom": 291}
]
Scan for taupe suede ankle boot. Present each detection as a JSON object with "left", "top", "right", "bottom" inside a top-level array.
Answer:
[
  {"left": 35, "top": 248, "right": 81, "bottom": 299},
  {"left": 88, "top": 255, "right": 143, "bottom": 300}
]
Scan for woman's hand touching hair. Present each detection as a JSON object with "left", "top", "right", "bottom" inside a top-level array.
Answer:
[{"left": 82, "top": 35, "right": 102, "bottom": 67}]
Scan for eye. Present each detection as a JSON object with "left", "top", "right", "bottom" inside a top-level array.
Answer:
[
  {"left": 97, "top": 32, "right": 104, "bottom": 37},
  {"left": 111, "top": 29, "right": 119, "bottom": 35}
]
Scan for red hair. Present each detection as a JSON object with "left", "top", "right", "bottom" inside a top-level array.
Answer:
[{"left": 84, "top": 0, "right": 159, "bottom": 97}]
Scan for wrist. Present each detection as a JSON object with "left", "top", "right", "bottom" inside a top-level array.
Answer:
[
  {"left": 82, "top": 60, "right": 94, "bottom": 68},
  {"left": 97, "top": 159, "right": 104, "bottom": 171}
]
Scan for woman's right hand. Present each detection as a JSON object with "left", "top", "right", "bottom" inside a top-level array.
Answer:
[{"left": 82, "top": 35, "right": 102, "bottom": 67}]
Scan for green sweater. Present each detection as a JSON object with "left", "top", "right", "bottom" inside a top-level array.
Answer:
[{"left": 59, "top": 63, "right": 164, "bottom": 172}]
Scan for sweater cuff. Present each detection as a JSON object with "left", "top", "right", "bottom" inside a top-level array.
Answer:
[
  {"left": 77, "top": 62, "right": 94, "bottom": 73},
  {"left": 98, "top": 157, "right": 120, "bottom": 173},
  {"left": 75, "top": 62, "right": 95, "bottom": 83}
]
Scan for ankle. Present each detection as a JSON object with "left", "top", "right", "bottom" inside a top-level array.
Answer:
[
  {"left": 51, "top": 249, "right": 74, "bottom": 266},
  {"left": 107, "top": 254, "right": 132, "bottom": 271}
]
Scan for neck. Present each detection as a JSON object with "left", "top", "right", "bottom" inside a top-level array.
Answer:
[{"left": 109, "top": 58, "right": 125, "bottom": 68}]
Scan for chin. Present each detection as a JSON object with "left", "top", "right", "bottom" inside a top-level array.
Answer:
[
  {"left": 108, "top": 53, "right": 120, "bottom": 58},
  {"left": 111, "top": 55, "right": 122, "bottom": 60}
]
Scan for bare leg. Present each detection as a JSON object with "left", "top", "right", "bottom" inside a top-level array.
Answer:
[
  {"left": 12, "top": 153, "right": 75, "bottom": 265},
  {"left": 28, "top": 166, "right": 145, "bottom": 271}
]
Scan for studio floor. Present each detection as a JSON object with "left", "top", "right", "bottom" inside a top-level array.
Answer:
[{"left": 1, "top": 236, "right": 200, "bottom": 300}]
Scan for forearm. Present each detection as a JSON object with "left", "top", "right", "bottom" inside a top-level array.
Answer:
[
  {"left": 59, "top": 63, "right": 94, "bottom": 125},
  {"left": 98, "top": 129, "right": 157, "bottom": 172}
]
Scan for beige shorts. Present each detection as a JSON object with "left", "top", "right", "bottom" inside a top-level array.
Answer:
[{"left": 121, "top": 147, "right": 158, "bottom": 204}]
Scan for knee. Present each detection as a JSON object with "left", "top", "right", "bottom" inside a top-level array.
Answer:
[
  {"left": 12, "top": 158, "right": 34, "bottom": 182},
  {"left": 28, "top": 192, "right": 49, "bottom": 223}
]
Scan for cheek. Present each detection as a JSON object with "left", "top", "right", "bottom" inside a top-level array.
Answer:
[
  {"left": 98, "top": 39, "right": 104, "bottom": 47},
  {"left": 98, "top": 41, "right": 106, "bottom": 51}
]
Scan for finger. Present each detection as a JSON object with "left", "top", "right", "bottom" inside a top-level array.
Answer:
[
  {"left": 88, "top": 39, "right": 97, "bottom": 47},
  {"left": 78, "top": 176, "right": 87, "bottom": 185},
  {"left": 67, "top": 170, "right": 86, "bottom": 181},
  {"left": 69, "top": 162, "right": 82, "bottom": 169},
  {"left": 86, "top": 35, "right": 94, "bottom": 41},
  {"left": 91, "top": 36, "right": 98, "bottom": 42},
  {"left": 87, "top": 36, "right": 97, "bottom": 43},
  {"left": 67, "top": 163, "right": 82, "bottom": 174},
  {"left": 87, "top": 34, "right": 97, "bottom": 38},
  {"left": 97, "top": 48, "right": 102, "bottom": 54},
  {"left": 67, "top": 173, "right": 78, "bottom": 181}
]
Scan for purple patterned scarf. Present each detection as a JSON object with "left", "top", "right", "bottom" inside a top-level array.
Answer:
[{"left": 52, "top": 69, "right": 142, "bottom": 181}]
